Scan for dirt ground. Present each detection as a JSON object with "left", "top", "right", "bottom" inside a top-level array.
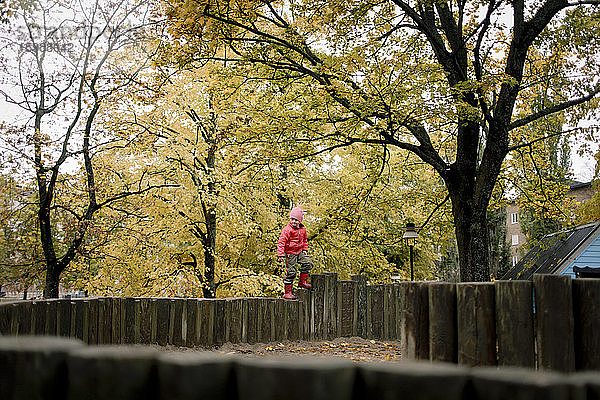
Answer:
[{"left": 161, "top": 337, "right": 403, "bottom": 363}]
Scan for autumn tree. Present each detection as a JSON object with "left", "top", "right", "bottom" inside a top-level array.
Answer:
[
  {"left": 0, "top": 170, "right": 44, "bottom": 295},
  {"left": 72, "top": 64, "right": 288, "bottom": 298},
  {"left": 68, "top": 57, "right": 454, "bottom": 297},
  {"left": 124, "top": 65, "right": 279, "bottom": 298},
  {"left": 512, "top": 133, "right": 575, "bottom": 248},
  {"left": 164, "top": 0, "right": 600, "bottom": 281},
  {"left": 0, "top": 0, "right": 170, "bottom": 298},
  {"left": 502, "top": 44, "right": 580, "bottom": 248}
]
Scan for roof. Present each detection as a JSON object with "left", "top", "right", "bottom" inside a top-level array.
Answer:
[
  {"left": 502, "top": 221, "right": 600, "bottom": 280},
  {"left": 569, "top": 181, "right": 592, "bottom": 190}
]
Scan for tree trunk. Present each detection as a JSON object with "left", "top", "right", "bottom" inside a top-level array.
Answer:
[
  {"left": 38, "top": 184, "right": 63, "bottom": 298},
  {"left": 203, "top": 208, "right": 217, "bottom": 298},
  {"left": 446, "top": 163, "right": 493, "bottom": 283},
  {"left": 44, "top": 262, "right": 61, "bottom": 299},
  {"left": 454, "top": 208, "right": 491, "bottom": 282},
  {"left": 202, "top": 101, "right": 218, "bottom": 298}
]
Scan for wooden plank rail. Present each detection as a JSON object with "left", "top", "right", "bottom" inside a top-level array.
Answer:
[{"left": 1, "top": 274, "right": 599, "bottom": 372}]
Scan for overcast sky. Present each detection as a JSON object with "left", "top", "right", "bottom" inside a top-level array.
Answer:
[{"left": 0, "top": 78, "right": 597, "bottom": 183}]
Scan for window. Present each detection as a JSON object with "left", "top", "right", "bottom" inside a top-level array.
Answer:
[
  {"left": 512, "top": 255, "right": 519, "bottom": 266},
  {"left": 510, "top": 212, "right": 519, "bottom": 224},
  {"left": 511, "top": 234, "right": 519, "bottom": 246}
]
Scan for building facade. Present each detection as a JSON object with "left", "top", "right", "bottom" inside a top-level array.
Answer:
[{"left": 505, "top": 181, "right": 594, "bottom": 267}]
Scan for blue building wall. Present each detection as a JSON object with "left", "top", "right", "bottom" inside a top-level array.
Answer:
[{"left": 561, "top": 232, "right": 600, "bottom": 278}]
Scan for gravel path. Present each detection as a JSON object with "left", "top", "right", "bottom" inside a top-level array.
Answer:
[{"left": 159, "top": 337, "right": 403, "bottom": 363}]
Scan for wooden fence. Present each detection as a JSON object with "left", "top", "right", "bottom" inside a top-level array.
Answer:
[
  {"left": 3, "top": 336, "right": 600, "bottom": 400},
  {"left": 1, "top": 273, "right": 599, "bottom": 372}
]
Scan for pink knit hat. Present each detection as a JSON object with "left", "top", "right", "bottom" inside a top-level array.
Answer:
[{"left": 290, "top": 207, "right": 304, "bottom": 222}]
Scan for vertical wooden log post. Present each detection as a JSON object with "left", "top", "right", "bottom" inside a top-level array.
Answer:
[
  {"left": 167, "top": 299, "right": 176, "bottom": 345},
  {"left": 385, "top": 284, "right": 397, "bottom": 340},
  {"left": 0, "top": 303, "right": 13, "bottom": 335},
  {"left": 457, "top": 282, "right": 496, "bottom": 367},
  {"left": 352, "top": 275, "right": 368, "bottom": 338},
  {"left": 170, "top": 299, "right": 187, "bottom": 346},
  {"left": 17, "top": 302, "right": 33, "bottom": 335},
  {"left": 495, "top": 280, "right": 534, "bottom": 368},
  {"left": 97, "top": 298, "right": 112, "bottom": 344},
  {"left": 8, "top": 302, "right": 23, "bottom": 336},
  {"left": 573, "top": 279, "right": 600, "bottom": 370},
  {"left": 369, "top": 285, "right": 385, "bottom": 340},
  {"left": 261, "top": 298, "right": 275, "bottom": 343},
  {"left": 246, "top": 298, "right": 261, "bottom": 345},
  {"left": 70, "top": 300, "right": 79, "bottom": 338},
  {"left": 138, "top": 298, "right": 152, "bottom": 345},
  {"left": 297, "top": 297, "right": 307, "bottom": 340},
  {"left": 73, "top": 300, "right": 89, "bottom": 343},
  {"left": 398, "top": 282, "right": 429, "bottom": 360},
  {"left": 226, "top": 298, "right": 245, "bottom": 344},
  {"left": 212, "top": 299, "right": 226, "bottom": 346},
  {"left": 337, "top": 280, "right": 357, "bottom": 338},
  {"left": 57, "top": 299, "right": 72, "bottom": 338},
  {"left": 45, "top": 299, "right": 58, "bottom": 336},
  {"left": 198, "top": 299, "right": 216, "bottom": 347},
  {"left": 124, "top": 298, "right": 137, "bottom": 344},
  {"left": 296, "top": 289, "right": 311, "bottom": 340},
  {"left": 286, "top": 299, "right": 300, "bottom": 341},
  {"left": 111, "top": 297, "right": 125, "bottom": 345},
  {"left": 185, "top": 299, "right": 199, "bottom": 347},
  {"left": 324, "top": 272, "right": 338, "bottom": 340},
  {"left": 32, "top": 300, "right": 46, "bottom": 335},
  {"left": 154, "top": 298, "right": 170, "bottom": 346},
  {"left": 534, "top": 274, "right": 575, "bottom": 372},
  {"left": 428, "top": 282, "right": 457, "bottom": 363},
  {"left": 311, "top": 274, "right": 326, "bottom": 340},
  {"left": 273, "top": 299, "right": 287, "bottom": 342},
  {"left": 88, "top": 299, "right": 99, "bottom": 345}
]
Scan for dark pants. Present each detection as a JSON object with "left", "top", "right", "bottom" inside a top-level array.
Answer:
[{"left": 283, "top": 252, "right": 313, "bottom": 284}]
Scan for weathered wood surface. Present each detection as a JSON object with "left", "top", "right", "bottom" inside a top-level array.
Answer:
[
  {"left": 398, "top": 282, "right": 429, "bottom": 360},
  {"left": 534, "top": 274, "right": 575, "bottom": 372},
  {"left": 311, "top": 274, "right": 326, "bottom": 340},
  {"left": 337, "top": 280, "right": 357, "bottom": 338},
  {"left": 324, "top": 272, "right": 338, "bottom": 340},
  {"left": 296, "top": 288, "right": 311, "bottom": 339},
  {"left": 138, "top": 298, "right": 151, "bottom": 345},
  {"left": 154, "top": 298, "right": 170, "bottom": 346},
  {"left": 197, "top": 299, "right": 215, "bottom": 346},
  {"left": 368, "top": 285, "right": 385, "bottom": 340},
  {"left": 428, "top": 282, "right": 457, "bottom": 363},
  {"left": 2, "top": 274, "right": 599, "bottom": 373},
  {"left": 572, "top": 278, "right": 599, "bottom": 371},
  {"left": 457, "top": 283, "right": 496, "bottom": 367},
  {"left": 97, "top": 298, "right": 112, "bottom": 344},
  {"left": 495, "top": 280, "right": 534, "bottom": 368},
  {"left": 351, "top": 275, "right": 368, "bottom": 338}
]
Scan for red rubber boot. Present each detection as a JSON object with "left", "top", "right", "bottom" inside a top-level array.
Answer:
[
  {"left": 298, "top": 273, "right": 312, "bottom": 289},
  {"left": 283, "top": 283, "right": 297, "bottom": 300}
]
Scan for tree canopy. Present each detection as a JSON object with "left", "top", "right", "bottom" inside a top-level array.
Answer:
[
  {"left": 164, "top": 0, "right": 600, "bottom": 281},
  {"left": 2, "top": 0, "right": 599, "bottom": 297}
]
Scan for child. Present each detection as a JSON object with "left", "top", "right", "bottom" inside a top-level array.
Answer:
[{"left": 277, "top": 206, "right": 313, "bottom": 299}]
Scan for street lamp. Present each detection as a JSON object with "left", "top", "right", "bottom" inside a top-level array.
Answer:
[{"left": 402, "top": 222, "right": 419, "bottom": 281}]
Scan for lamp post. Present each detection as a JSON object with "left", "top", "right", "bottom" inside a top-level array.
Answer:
[{"left": 402, "top": 222, "right": 419, "bottom": 281}]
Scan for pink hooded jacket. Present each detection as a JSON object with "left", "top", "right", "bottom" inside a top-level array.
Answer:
[{"left": 277, "top": 223, "right": 308, "bottom": 256}]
